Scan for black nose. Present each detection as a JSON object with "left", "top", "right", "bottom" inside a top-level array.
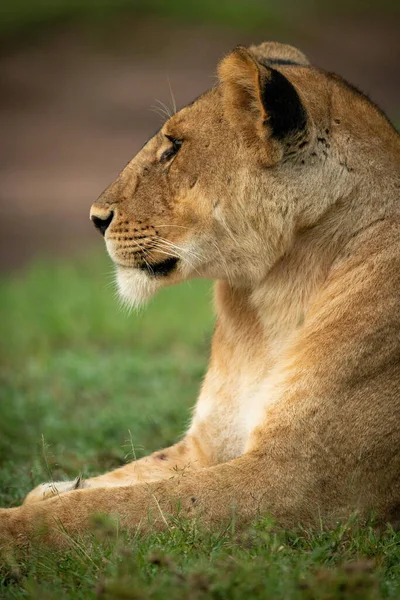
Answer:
[{"left": 91, "top": 211, "right": 114, "bottom": 236}]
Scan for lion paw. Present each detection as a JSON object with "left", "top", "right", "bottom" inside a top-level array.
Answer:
[{"left": 23, "top": 476, "right": 88, "bottom": 504}]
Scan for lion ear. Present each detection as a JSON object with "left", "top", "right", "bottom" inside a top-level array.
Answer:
[
  {"left": 249, "top": 41, "right": 310, "bottom": 67},
  {"left": 218, "top": 46, "right": 307, "bottom": 163}
]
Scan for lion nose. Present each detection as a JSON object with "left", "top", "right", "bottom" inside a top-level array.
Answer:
[{"left": 90, "top": 209, "right": 114, "bottom": 236}]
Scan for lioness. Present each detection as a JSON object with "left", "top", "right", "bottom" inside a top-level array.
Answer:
[{"left": 1, "top": 42, "right": 400, "bottom": 545}]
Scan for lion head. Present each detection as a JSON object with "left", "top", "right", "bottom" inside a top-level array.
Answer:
[{"left": 90, "top": 41, "right": 388, "bottom": 308}]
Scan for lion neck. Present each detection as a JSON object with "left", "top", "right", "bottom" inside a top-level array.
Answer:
[{"left": 215, "top": 178, "right": 396, "bottom": 353}]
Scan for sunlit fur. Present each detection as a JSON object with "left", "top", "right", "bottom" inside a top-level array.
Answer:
[{"left": 2, "top": 42, "right": 400, "bottom": 546}]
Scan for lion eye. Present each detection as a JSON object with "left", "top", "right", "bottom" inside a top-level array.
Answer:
[{"left": 160, "top": 135, "right": 182, "bottom": 163}]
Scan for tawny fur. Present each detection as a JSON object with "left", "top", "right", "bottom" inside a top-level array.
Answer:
[{"left": 1, "top": 42, "right": 400, "bottom": 547}]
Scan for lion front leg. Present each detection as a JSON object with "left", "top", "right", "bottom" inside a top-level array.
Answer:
[
  {"left": 1, "top": 454, "right": 297, "bottom": 548},
  {"left": 23, "top": 476, "right": 88, "bottom": 504},
  {"left": 23, "top": 436, "right": 211, "bottom": 505}
]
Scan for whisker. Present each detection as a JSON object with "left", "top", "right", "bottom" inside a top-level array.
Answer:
[
  {"left": 156, "top": 236, "right": 204, "bottom": 261},
  {"left": 157, "top": 240, "right": 201, "bottom": 260},
  {"left": 150, "top": 106, "right": 169, "bottom": 124},
  {"left": 151, "top": 243, "right": 202, "bottom": 277},
  {"left": 156, "top": 231, "right": 232, "bottom": 284},
  {"left": 166, "top": 74, "right": 177, "bottom": 115},
  {"left": 158, "top": 242, "right": 203, "bottom": 266},
  {"left": 141, "top": 255, "right": 155, "bottom": 277},
  {"left": 152, "top": 102, "right": 169, "bottom": 119},
  {"left": 152, "top": 224, "right": 192, "bottom": 231},
  {"left": 124, "top": 246, "right": 154, "bottom": 255},
  {"left": 153, "top": 98, "right": 173, "bottom": 119}
]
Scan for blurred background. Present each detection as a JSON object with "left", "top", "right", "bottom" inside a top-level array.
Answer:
[{"left": 0, "top": 0, "right": 399, "bottom": 270}]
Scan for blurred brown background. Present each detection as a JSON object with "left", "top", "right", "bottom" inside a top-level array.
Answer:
[{"left": 0, "top": 0, "right": 399, "bottom": 270}]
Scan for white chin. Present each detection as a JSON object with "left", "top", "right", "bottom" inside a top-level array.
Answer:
[{"left": 116, "top": 268, "right": 161, "bottom": 310}]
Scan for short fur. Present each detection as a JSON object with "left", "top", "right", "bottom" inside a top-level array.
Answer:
[{"left": 1, "top": 42, "right": 400, "bottom": 546}]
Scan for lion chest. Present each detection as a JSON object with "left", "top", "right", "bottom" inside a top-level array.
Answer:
[{"left": 191, "top": 366, "right": 283, "bottom": 462}]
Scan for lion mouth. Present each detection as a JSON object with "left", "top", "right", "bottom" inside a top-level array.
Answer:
[{"left": 138, "top": 257, "right": 179, "bottom": 277}]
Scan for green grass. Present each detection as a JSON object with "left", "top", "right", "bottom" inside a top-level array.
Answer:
[
  {"left": 1, "top": 0, "right": 398, "bottom": 42},
  {"left": 0, "top": 0, "right": 278, "bottom": 38},
  {"left": 1, "top": 251, "right": 400, "bottom": 599}
]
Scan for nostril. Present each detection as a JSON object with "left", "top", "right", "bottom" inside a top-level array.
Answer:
[{"left": 91, "top": 211, "right": 114, "bottom": 236}]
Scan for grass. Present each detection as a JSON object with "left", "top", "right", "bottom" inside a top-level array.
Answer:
[
  {"left": 1, "top": 0, "right": 398, "bottom": 42},
  {"left": 0, "top": 0, "right": 279, "bottom": 38},
  {"left": 1, "top": 250, "right": 400, "bottom": 599}
]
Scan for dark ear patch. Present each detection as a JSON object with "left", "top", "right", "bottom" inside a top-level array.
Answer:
[
  {"left": 218, "top": 46, "right": 309, "bottom": 164},
  {"left": 260, "top": 67, "right": 307, "bottom": 140}
]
